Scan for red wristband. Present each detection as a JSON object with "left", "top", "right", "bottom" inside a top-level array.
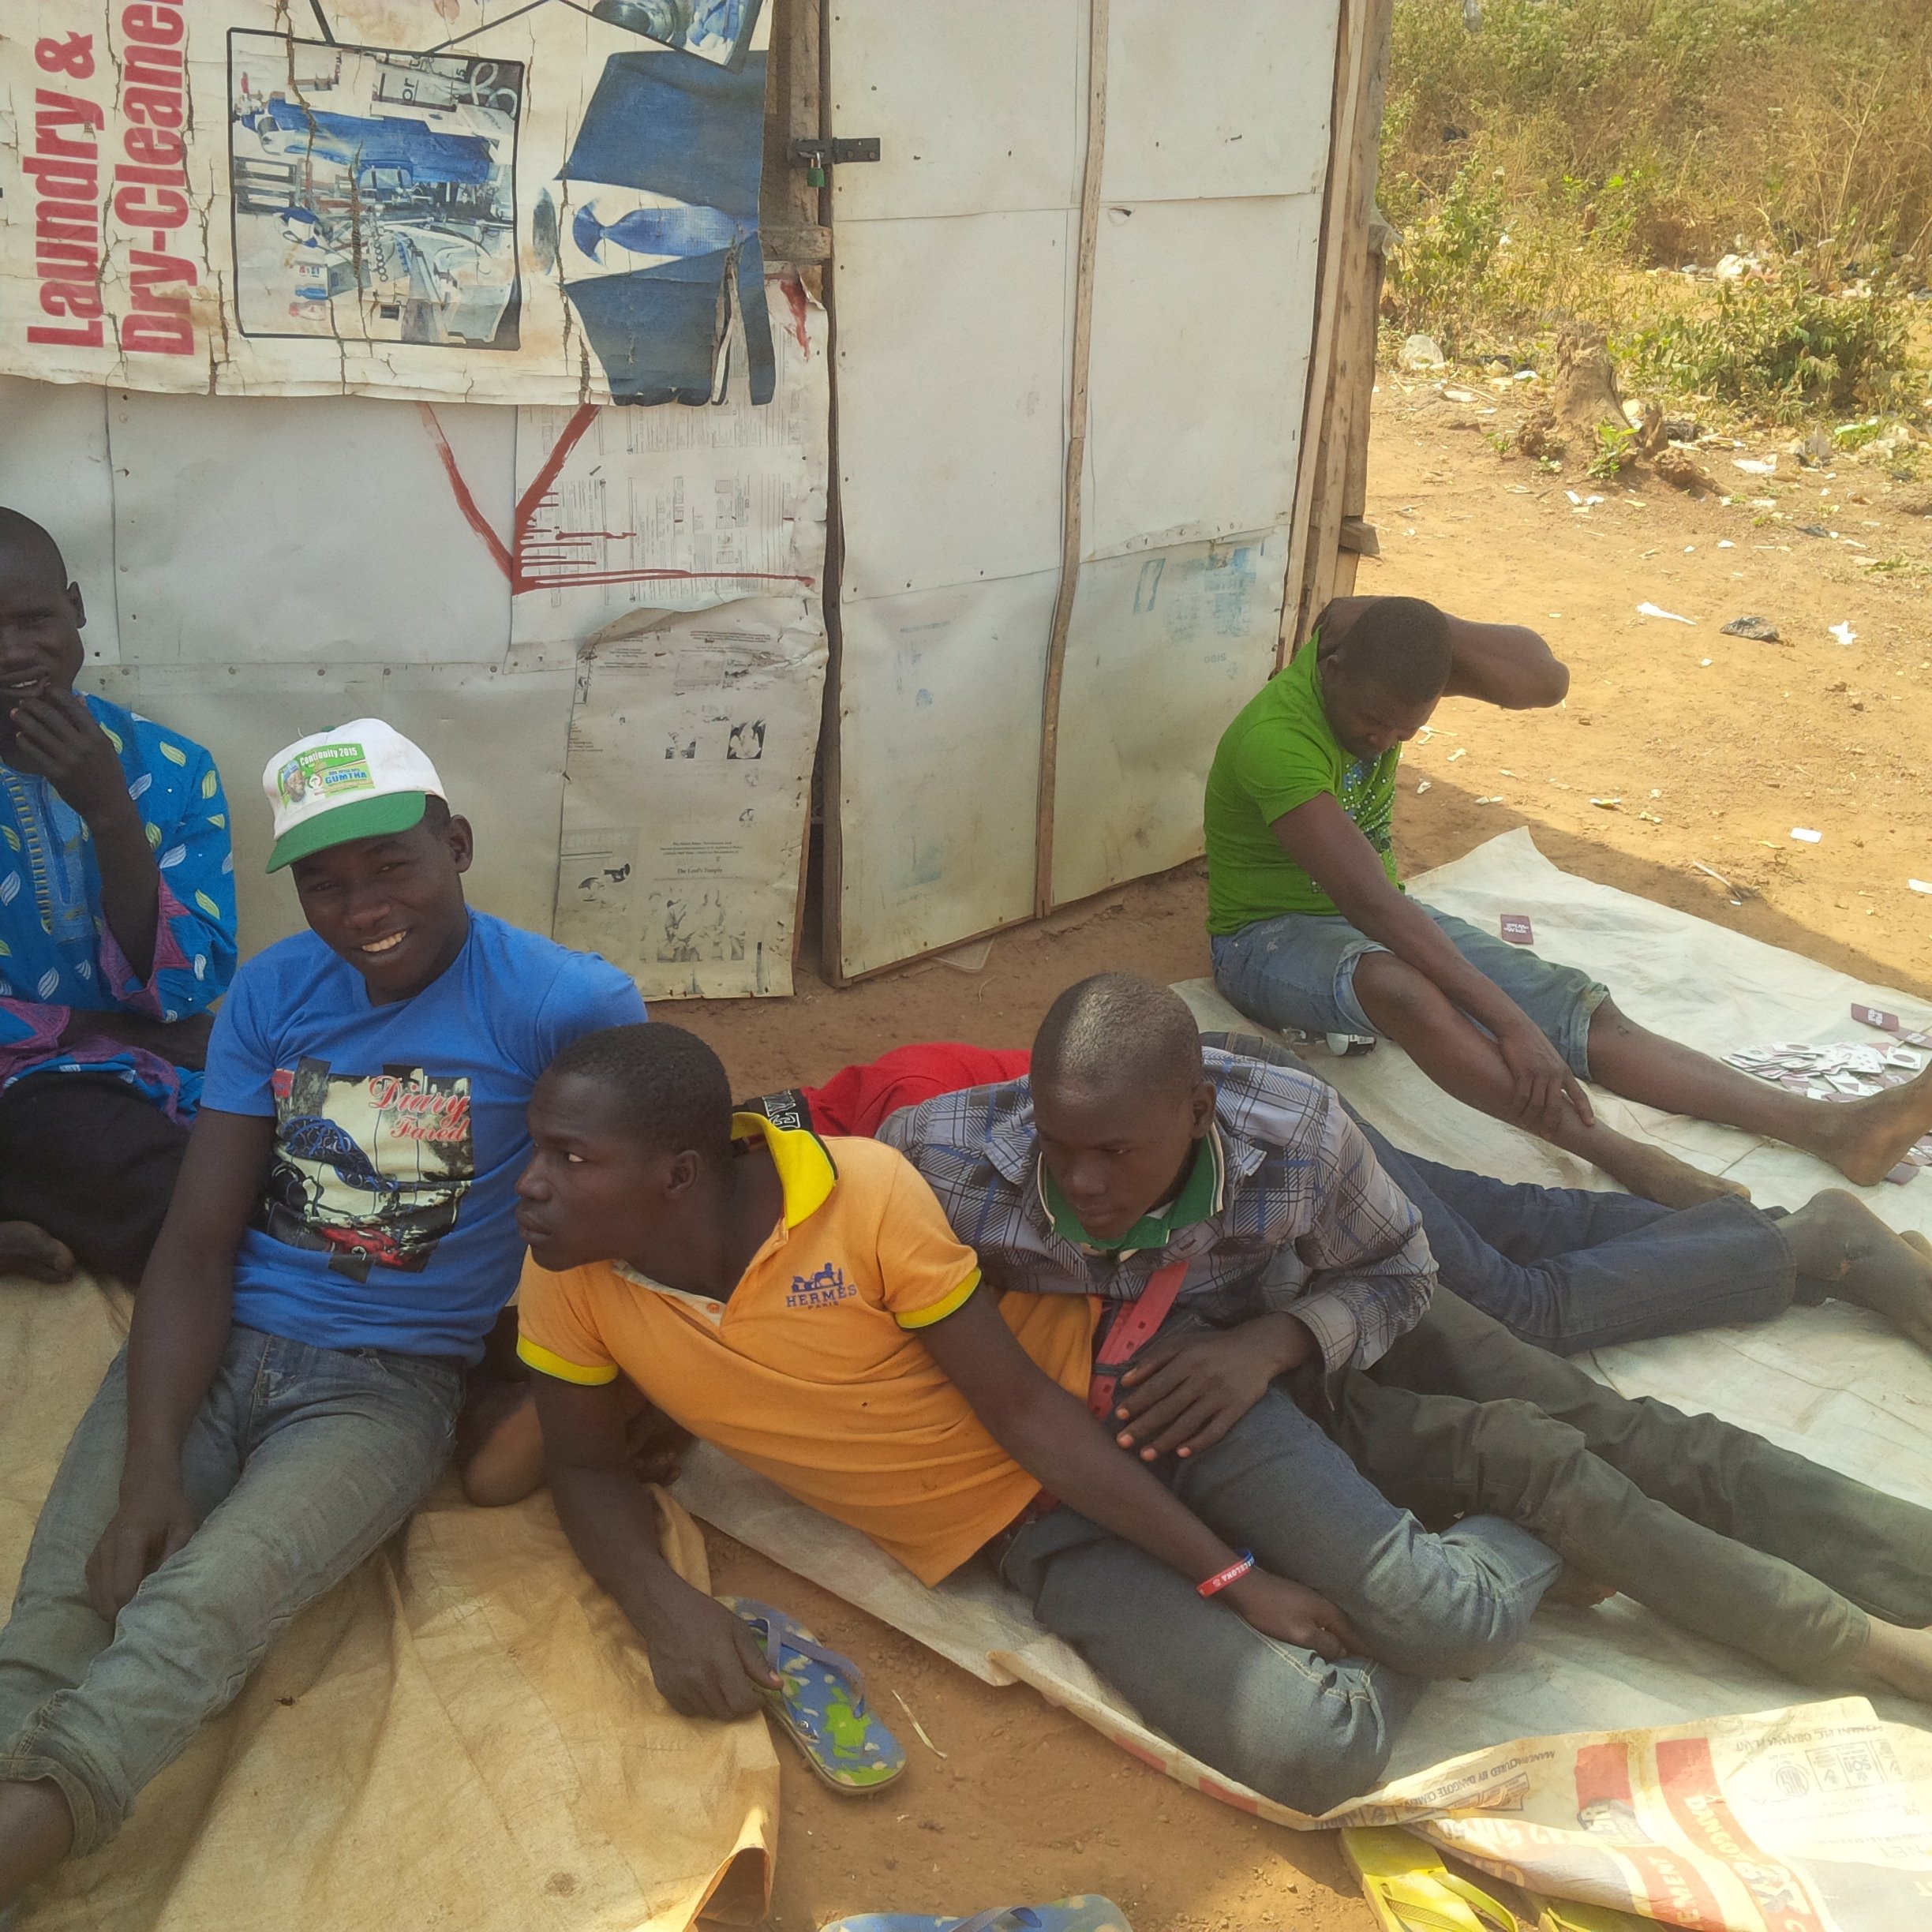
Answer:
[{"left": 1196, "top": 1550, "right": 1256, "bottom": 1599}]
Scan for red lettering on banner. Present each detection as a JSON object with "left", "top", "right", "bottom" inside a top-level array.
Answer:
[
  {"left": 129, "top": 248, "right": 197, "bottom": 298},
  {"left": 123, "top": 84, "right": 184, "bottom": 129},
  {"left": 122, "top": 3, "right": 184, "bottom": 45},
  {"left": 40, "top": 282, "right": 103, "bottom": 318},
  {"left": 124, "top": 125, "right": 184, "bottom": 167},
  {"left": 21, "top": 13, "right": 199, "bottom": 360},
  {"left": 112, "top": 2, "right": 194, "bottom": 355},
  {"left": 122, "top": 313, "right": 193, "bottom": 353},
  {"left": 23, "top": 73, "right": 103, "bottom": 349},
  {"left": 36, "top": 32, "right": 95, "bottom": 77}
]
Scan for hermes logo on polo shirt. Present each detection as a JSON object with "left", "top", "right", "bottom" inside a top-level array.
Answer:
[{"left": 786, "top": 1263, "right": 857, "bottom": 1309}]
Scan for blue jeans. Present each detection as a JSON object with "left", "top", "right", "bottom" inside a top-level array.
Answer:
[
  {"left": 1194, "top": 1030, "right": 1802, "bottom": 1354},
  {"left": 0, "top": 1327, "right": 461, "bottom": 1854},
  {"left": 1359, "top": 1127, "right": 1800, "bottom": 1353},
  {"left": 998, "top": 1368, "right": 1559, "bottom": 1815},
  {"left": 1211, "top": 903, "right": 1608, "bottom": 1078}
]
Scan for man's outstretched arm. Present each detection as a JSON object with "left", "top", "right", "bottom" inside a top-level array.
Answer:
[
  {"left": 1317, "top": 597, "right": 1567, "bottom": 710},
  {"left": 87, "top": 1110, "right": 275, "bottom": 1619},
  {"left": 534, "top": 1372, "right": 781, "bottom": 1720},
  {"left": 919, "top": 1290, "right": 1362, "bottom": 1657},
  {"left": 1271, "top": 794, "right": 1590, "bottom": 1133}
]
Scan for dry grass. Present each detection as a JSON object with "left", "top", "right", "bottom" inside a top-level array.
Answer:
[{"left": 1380, "top": 0, "right": 1932, "bottom": 420}]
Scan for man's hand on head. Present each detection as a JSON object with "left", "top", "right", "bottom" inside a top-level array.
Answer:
[
  {"left": 6, "top": 689, "right": 130, "bottom": 822},
  {"left": 1114, "top": 1312, "right": 1316, "bottom": 1462}
]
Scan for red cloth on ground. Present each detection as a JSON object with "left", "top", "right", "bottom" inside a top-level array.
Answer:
[{"left": 799, "top": 1043, "right": 1031, "bottom": 1139}]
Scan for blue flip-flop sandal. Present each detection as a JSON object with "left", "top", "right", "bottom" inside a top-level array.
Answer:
[
  {"left": 719, "top": 1595, "right": 906, "bottom": 1793},
  {"left": 820, "top": 1900, "right": 1133, "bottom": 1932}
]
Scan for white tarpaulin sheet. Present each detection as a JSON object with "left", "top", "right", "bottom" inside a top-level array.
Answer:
[
  {"left": 3, "top": 1, "right": 776, "bottom": 403},
  {"left": 673, "top": 831, "right": 1932, "bottom": 1892}
]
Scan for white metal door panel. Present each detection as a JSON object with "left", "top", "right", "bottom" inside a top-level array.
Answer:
[
  {"left": 832, "top": 212, "right": 1073, "bottom": 601},
  {"left": 108, "top": 393, "right": 515, "bottom": 666},
  {"left": 829, "top": 1, "right": 1085, "bottom": 223},
  {"left": 835, "top": 571, "right": 1057, "bottom": 978},
  {"left": 0, "top": 378, "right": 122, "bottom": 666},
  {"left": 1081, "top": 192, "right": 1323, "bottom": 561},
  {"left": 82, "top": 661, "right": 570, "bottom": 960},
  {"left": 1049, "top": 527, "right": 1286, "bottom": 907},
  {"left": 1099, "top": 0, "right": 1338, "bottom": 203}
]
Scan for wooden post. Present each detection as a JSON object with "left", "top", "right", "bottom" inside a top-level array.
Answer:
[
  {"left": 1279, "top": 0, "right": 1393, "bottom": 664},
  {"left": 1331, "top": 213, "right": 1391, "bottom": 596},
  {"left": 1031, "top": 0, "right": 1110, "bottom": 921},
  {"left": 760, "top": 0, "right": 829, "bottom": 271}
]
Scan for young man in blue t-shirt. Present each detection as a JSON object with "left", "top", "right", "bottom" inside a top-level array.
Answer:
[{"left": 0, "top": 720, "right": 645, "bottom": 1901}]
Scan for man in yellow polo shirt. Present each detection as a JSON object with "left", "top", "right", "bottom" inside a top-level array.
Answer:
[{"left": 509, "top": 1021, "right": 1558, "bottom": 1814}]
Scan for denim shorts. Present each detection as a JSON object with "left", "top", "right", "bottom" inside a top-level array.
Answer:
[{"left": 1210, "top": 901, "right": 1608, "bottom": 1079}]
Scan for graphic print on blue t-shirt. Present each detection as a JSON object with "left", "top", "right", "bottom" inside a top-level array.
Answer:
[
  {"left": 260, "top": 1057, "right": 476, "bottom": 1279},
  {"left": 201, "top": 910, "right": 648, "bottom": 1360}
]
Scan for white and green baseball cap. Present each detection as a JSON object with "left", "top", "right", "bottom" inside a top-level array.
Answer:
[{"left": 261, "top": 719, "right": 447, "bottom": 872}]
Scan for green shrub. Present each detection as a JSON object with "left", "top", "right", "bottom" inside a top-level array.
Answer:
[
  {"left": 1619, "top": 271, "right": 1911, "bottom": 420},
  {"left": 1380, "top": 0, "right": 1932, "bottom": 415}
]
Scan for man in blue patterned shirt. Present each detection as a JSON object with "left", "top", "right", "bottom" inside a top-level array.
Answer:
[{"left": 0, "top": 510, "right": 236, "bottom": 1284}]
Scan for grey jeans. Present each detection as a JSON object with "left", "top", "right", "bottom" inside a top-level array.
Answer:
[
  {"left": 998, "top": 1373, "right": 1559, "bottom": 1815},
  {"left": 0, "top": 1327, "right": 461, "bottom": 1855},
  {"left": 1333, "top": 1288, "right": 1932, "bottom": 1677}
]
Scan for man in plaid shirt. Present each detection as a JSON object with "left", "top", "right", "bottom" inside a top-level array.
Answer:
[
  {"left": 879, "top": 972, "right": 1932, "bottom": 1728},
  {"left": 884, "top": 1013, "right": 1433, "bottom": 1370}
]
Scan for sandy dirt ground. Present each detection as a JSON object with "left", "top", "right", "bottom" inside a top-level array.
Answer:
[{"left": 683, "top": 377, "right": 1932, "bottom": 1932}]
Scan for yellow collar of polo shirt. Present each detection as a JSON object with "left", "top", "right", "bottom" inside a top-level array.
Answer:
[{"left": 730, "top": 1110, "right": 838, "bottom": 1227}]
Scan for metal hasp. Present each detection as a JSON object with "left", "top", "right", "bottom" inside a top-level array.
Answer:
[{"left": 790, "top": 136, "right": 881, "bottom": 186}]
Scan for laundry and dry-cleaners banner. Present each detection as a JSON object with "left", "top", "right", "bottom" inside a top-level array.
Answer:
[{"left": 5, "top": 0, "right": 776, "bottom": 403}]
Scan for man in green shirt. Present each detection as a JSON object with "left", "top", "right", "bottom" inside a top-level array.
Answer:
[{"left": 1205, "top": 594, "right": 1932, "bottom": 1202}]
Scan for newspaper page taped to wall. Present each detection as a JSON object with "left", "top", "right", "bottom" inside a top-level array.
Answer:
[
  {"left": 3, "top": 0, "right": 775, "bottom": 403},
  {"left": 512, "top": 275, "right": 826, "bottom": 639},
  {"left": 555, "top": 595, "right": 825, "bottom": 1001}
]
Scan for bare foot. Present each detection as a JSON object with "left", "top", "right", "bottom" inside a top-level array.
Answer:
[
  {"left": 1783, "top": 1191, "right": 1932, "bottom": 1350},
  {"left": 1808, "top": 1065, "right": 1932, "bottom": 1188},
  {"left": 1844, "top": 1618, "right": 1932, "bottom": 1705},
  {"left": 1584, "top": 1129, "right": 1751, "bottom": 1210},
  {"left": 0, "top": 1221, "right": 75, "bottom": 1284},
  {"left": 455, "top": 1380, "right": 546, "bottom": 1508}
]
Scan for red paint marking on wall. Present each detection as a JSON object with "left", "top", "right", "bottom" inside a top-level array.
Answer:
[
  {"left": 779, "top": 271, "right": 811, "bottom": 356},
  {"left": 422, "top": 400, "right": 814, "bottom": 601},
  {"left": 509, "top": 403, "right": 601, "bottom": 591},
  {"left": 416, "top": 403, "right": 512, "bottom": 580},
  {"left": 515, "top": 567, "right": 818, "bottom": 592}
]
